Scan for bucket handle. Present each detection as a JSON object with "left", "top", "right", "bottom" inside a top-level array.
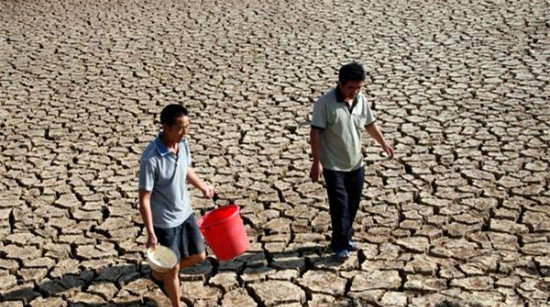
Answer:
[
  {"left": 202, "top": 191, "right": 224, "bottom": 209},
  {"left": 212, "top": 192, "right": 220, "bottom": 204}
]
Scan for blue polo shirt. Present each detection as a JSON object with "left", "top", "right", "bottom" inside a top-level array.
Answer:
[{"left": 138, "top": 134, "right": 192, "bottom": 228}]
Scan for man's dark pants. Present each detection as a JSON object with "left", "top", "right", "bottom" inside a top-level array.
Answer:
[{"left": 323, "top": 166, "right": 365, "bottom": 252}]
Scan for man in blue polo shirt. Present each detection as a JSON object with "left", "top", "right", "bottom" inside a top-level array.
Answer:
[
  {"left": 310, "top": 62, "right": 394, "bottom": 261},
  {"left": 138, "top": 104, "right": 215, "bottom": 307}
]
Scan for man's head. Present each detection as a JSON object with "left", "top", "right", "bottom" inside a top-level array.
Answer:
[
  {"left": 160, "top": 104, "right": 189, "bottom": 143},
  {"left": 338, "top": 62, "right": 366, "bottom": 100}
]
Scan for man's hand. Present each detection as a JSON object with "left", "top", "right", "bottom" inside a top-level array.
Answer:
[
  {"left": 147, "top": 231, "right": 158, "bottom": 249},
  {"left": 365, "top": 123, "right": 394, "bottom": 159},
  {"left": 201, "top": 185, "right": 216, "bottom": 199},
  {"left": 310, "top": 161, "right": 323, "bottom": 182},
  {"left": 382, "top": 142, "right": 395, "bottom": 159}
]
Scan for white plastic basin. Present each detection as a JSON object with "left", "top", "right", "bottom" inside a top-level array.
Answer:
[{"left": 147, "top": 245, "right": 177, "bottom": 273}]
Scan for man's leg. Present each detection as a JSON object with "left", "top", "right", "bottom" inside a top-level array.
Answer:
[
  {"left": 323, "top": 169, "right": 350, "bottom": 252},
  {"left": 175, "top": 216, "right": 206, "bottom": 303},
  {"left": 179, "top": 252, "right": 206, "bottom": 270},
  {"left": 150, "top": 266, "right": 182, "bottom": 307},
  {"left": 346, "top": 166, "right": 365, "bottom": 243},
  {"left": 151, "top": 224, "right": 184, "bottom": 307},
  {"left": 179, "top": 214, "right": 206, "bottom": 269},
  {"left": 160, "top": 264, "right": 182, "bottom": 307}
]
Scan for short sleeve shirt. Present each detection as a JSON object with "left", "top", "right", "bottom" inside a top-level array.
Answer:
[
  {"left": 311, "top": 87, "right": 375, "bottom": 171},
  {"left": 138, "top": 135, "right": 193, "bottom": 228}
]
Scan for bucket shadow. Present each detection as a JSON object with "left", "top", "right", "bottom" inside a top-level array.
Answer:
[{"left": 200, "top": 243, "right": 345, "bottom": 278}]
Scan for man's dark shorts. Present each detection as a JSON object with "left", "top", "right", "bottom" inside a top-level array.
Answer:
[{"left": 153, "top": 214, "right": 205, "bottom": 262}]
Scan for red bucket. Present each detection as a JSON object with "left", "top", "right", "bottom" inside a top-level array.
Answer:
[{"left": 198, "top": 205, "right": 249, "bottom": 261}]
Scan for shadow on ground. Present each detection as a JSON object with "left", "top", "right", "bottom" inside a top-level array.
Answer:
[{"left": 0, "top": 245, "right": 342, "bottom": 306}]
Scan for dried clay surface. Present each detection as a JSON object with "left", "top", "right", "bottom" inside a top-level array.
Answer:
[{"left": 0, "top": 0, "right": 549, "bottom": 306}]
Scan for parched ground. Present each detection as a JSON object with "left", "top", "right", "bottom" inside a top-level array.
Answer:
[{"left": 0, "top": 0, "right": 549, "bottom": 306}]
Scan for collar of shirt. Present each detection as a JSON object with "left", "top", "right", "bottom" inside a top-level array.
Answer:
[
  {"left": 335, "top": 86, "right": 359, "bottom": 111},
  {"left": 154, "top": 134, "right": 171, "bottom": 157},
  {"left": 154, "top": 133, "right": 186, "bottom": 157}
]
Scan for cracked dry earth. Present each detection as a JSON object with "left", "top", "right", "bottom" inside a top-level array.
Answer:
[{"left": 0, "top": 0, "right": 549, "bottom": 306}]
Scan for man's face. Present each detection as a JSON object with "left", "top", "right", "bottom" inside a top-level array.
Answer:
[
  {"left": 340, "top": 80, "right": 364, "bottom": 100},
  {"left": 163, "top": 115, "right": 190, "bottom": 143}
]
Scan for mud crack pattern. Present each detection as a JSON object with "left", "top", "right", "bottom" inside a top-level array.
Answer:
[{"left": 1, "top": 0, "right": 549, "bottom": 306}]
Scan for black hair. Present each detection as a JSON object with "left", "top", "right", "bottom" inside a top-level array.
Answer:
[
  {"left": 160, "top": 104, "right": 188, "bottom": 127},
  {"left": 338, "top": 62, "right": 366, "bottom": 85}
]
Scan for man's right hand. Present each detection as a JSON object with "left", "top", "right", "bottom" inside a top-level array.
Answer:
[
  {"left": 147, "top": 231, "right": 158, "bottom": 249},
  {"left": 310, "top": 162, "right": 323, "bottom": 182}
]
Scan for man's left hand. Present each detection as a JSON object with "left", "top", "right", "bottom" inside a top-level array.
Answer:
[
  {"left": 201, "top": 185, "right": 216, "bottom": 199},
  {"left": 382, "top": 143, "right": 394, "bottom": 159}
]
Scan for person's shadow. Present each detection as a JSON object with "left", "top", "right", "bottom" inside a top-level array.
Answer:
[
  {"left": 0, "top": 262, "right": 165, "bottom": 306},
  {"left": 0, "top": 244, "right": 479, "bottom": 307},
  {"left": 0, "top": 244, "right": 340, "bottom": 307}
]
